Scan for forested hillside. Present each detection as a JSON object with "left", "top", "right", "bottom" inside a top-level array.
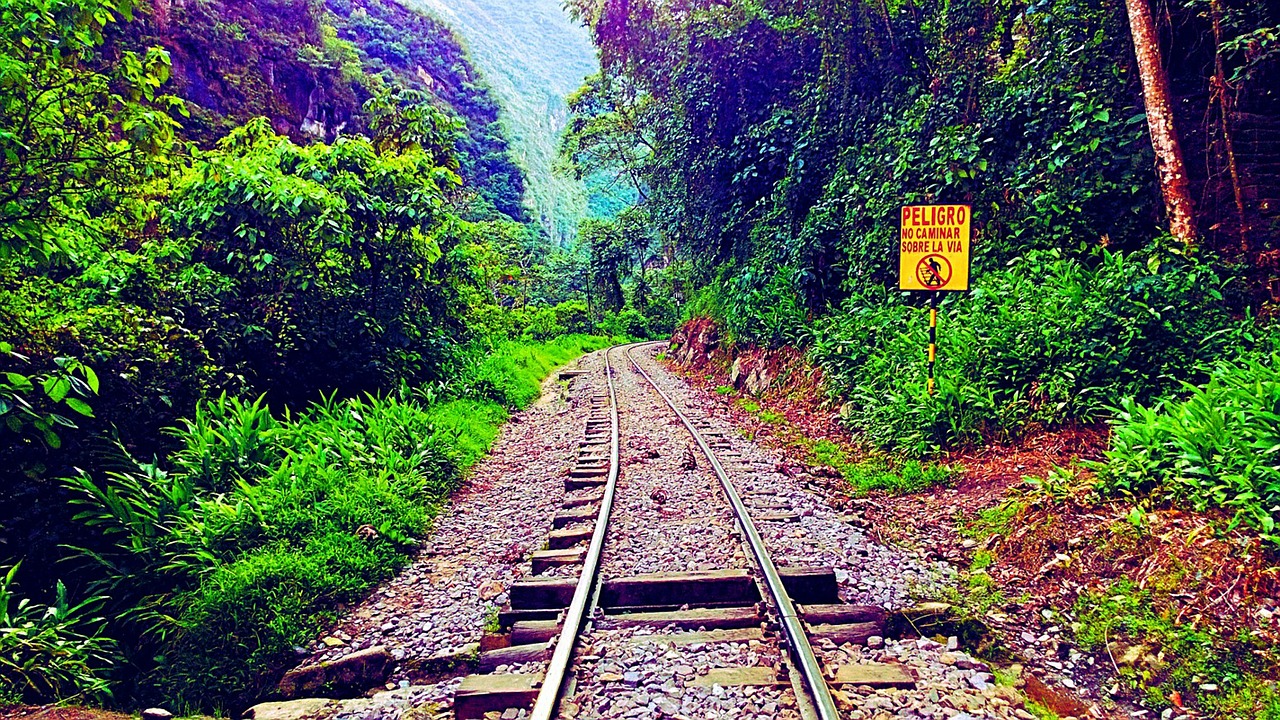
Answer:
[
  {"left": 111, "top": 0, "right": 528, "bottom": 221},
  {"left": 409, "top": 0, "right": 619, "bottom": 240}
]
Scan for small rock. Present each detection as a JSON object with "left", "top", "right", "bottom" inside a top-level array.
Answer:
[
  {"left": 866, "top": 636, "right": 883, "bottom": 648},
  {"left": 1199, "top": 683, "right": 1219, "bottom": 693},
  {"left": 142, "top": 710, "right": 173, "bottom": 720},
  {"left": 478, "top": 580, "right": 505, "bottom": 601},
  {"left": 245, "top": 699, "right": 338, "bottom": 720}
]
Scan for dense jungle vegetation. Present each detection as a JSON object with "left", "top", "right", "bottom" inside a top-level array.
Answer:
[
  {"left": 560, "top": 1, "right": 1280, "bottom": 713},
  {"left": 0, "top": 0, "right": 669, "bottom": 709},
  {"left": 5, "top": 0, "right": 1280, "bottom": 714},
  {"left": 563, "top": 0, "right": 1280, "bottom": 540}
]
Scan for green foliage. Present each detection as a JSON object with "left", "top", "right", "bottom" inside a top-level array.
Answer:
[
  {"left": 1, "top": 345, "right": 99, "bottom": 450},
  {"left": 808, "top": 246, "right": 1243, "bottom": 455},
  {"left": 960, "top": 501, "right": 1026, "bottom": 541},
  {"left": 845, "top": 457, "right": 953, "bottom": 496},
  {"left": 1024, "top": 701, "right": 1062, "bottom": 720},
  {"left": 805, "top": 439, "right": 951, "bottom": 495},
  {"left": 169, "top": 117, "right": 465, "bottom": 402},
  {"left": 0, "top": 0, "right": 183, "bottom": 260},
  {"left": 460, "top": 334, "right": 614, "bottom": 409},
  {"left": 1073, "top": 580, "right": 1279, "bottom": 718},
  {"left": 1096, "top": 342, "right": 1280, "bottom": 544},
  {"left": 61, "top": 336, "right": 605, "bottom": 708},
  {"left": 0, "top": 564, "right": 118, "bottom": 704},
  {"left": 0, "top": 0, "right": 609, "bottom": 708}
]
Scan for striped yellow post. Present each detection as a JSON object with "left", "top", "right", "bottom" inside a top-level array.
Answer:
[{"left": 927, "top": 293, "right": 938, "bottom": 395}]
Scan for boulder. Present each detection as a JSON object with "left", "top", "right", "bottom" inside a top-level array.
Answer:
[
  {"left": 278, "top": 646, "right": 393, "bottom": 699},
  {"left": 744, "top": 366, "right": 773, "bottom": 396}
]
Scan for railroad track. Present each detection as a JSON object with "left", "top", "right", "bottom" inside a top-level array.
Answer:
[{"left": 451, "top": 343, "right": 908, "bottom": 720}]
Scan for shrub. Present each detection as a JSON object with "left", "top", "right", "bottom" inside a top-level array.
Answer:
[
  {"left": 0, "top": 565, "right": 118, "bottom": 704},
  {"left": 809, "top": 245, "right": 1245, "bottom": 454},
  {"left": 1096, "top": 347, "right": 1280, "bottom": 544},
  {"left": 62, "top": 335, "right": 609, "bottom": 709},
  {"left": 552, "top": 301, "right": 593, "bottom": 334},
  {"left": 599, "top": 308, "right": 650, "bottom": 339}
]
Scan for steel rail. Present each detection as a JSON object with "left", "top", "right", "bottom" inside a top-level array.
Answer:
[
  {"left": 624, "top": 342, "right": 842, "bottom": 720},
  {"left": 528, "top": 345, "right": 625, "bottom": 720}
]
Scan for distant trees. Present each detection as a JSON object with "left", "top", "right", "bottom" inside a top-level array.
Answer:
[{"left": 562, "top": 73, "right": 656, "bottom": 203}]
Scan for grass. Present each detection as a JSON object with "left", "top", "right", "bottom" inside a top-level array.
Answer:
[
  {"left": 466, "top": 334, "right": 615, "bottom": 408},
  {"left": 1072, "top": 580, "right": 1280, "bottom": 718},
  {"left": 810, "top": 439, "right": 953, "bottom": 495},
  {"left": 939, "top": 569, "right": 1007, "bottom": 619},
  {"left": 1025, "top": 701, "right": 1062, "bottom": 720},
  {"left": 959, "top": 500, "right": 1025, "bottom": 540},
  {"left": 59, "top": 336, "right": 612, "bottom": 711},
  {"left": 758, "top": 409, "right": 785, "bottom": 424}
]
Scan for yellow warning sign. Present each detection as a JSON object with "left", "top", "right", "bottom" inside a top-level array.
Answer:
[{"left": 898, "top": 205, "right": 971, "bottom": 291}]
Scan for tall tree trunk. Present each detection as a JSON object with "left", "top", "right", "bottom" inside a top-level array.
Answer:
[
  {"left": 1211, "top": 0, "right": 1249, "bottom": 253},
  {"left": 1124, "top": 0, "right": 1198, "bottom": 246}
]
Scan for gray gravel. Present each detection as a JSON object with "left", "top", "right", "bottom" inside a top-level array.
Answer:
[
  {"left": 293, "top": 345, "right": 1045, "bottom": 720},
  {"left": 599, "top": 356, "right": 748, "bottom": 577},
  {"left": 560, "top": 625, "right": 800, "bottom": 720},
  {"left": 629, "top": 345, "right": 952, "bottom": 609}
]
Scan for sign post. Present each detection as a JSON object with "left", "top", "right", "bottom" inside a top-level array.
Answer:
[{"left": 898, "top": 204, "right": 971, "bottom": 395}]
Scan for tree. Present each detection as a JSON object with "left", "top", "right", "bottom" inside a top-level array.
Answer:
[
  {"left": 561, "top": 73, "right": 656, "bottom": 204},
  {"left": 1124, "top": 0, "right": 1198, "bottom": 246},
  {"left": 169, "top": 118, "right": 465, "bottom": 400},
  {"left": 579, "top": 218, "right": 627, "bottom": 313},
  {"left": 0, "top": 0, "right": 182, "bottom": 260}
]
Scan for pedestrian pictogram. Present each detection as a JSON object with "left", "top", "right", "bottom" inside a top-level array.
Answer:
[
  {"left": 899, "top": 204, "right": 971, "bottom": 291},
  {"left": 915, "top": 254, "right": 951, "bottom": 290}
]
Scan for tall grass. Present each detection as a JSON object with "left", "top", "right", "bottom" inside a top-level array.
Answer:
[
  {"left": 50, "top": 336, "right": 611, "bottom": 710},
  {"left": 0, "top": 565, "right": 116, "bottom": 705},
  {"left": 462, "top": 334, "right": 614, "bottom": 408}
]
